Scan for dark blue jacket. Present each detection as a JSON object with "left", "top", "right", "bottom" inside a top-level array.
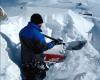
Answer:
[{"left": 19, "top": 22, "right": 55, "bottom": 64}]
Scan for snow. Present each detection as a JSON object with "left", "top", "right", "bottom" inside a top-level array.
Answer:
[
  {"left": 0, "top": 0, "right": 100, "bottom": 80},
  {"left": 68, "top": 10, "right": 94, "bottom": 40}
]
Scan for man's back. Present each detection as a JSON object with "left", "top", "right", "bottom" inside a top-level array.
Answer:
[{"left": 19, "top": 22, "right": 45, "bottom": 64}]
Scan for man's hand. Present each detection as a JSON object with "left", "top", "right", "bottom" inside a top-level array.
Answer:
[{"left": 53, "top": 39, "right": 63, "bottom": 45}]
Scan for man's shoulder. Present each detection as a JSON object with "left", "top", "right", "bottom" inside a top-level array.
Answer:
[{"left": 19, "top": 26, "right": 30, "bottom": 36}]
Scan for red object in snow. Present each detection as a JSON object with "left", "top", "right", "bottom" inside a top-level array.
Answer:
[{"left": 44, "top": 53, "right": 65, "bottom": 62}]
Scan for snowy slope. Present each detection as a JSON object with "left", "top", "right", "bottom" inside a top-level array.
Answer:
[{"left": 80, "top": 15, "right": 100, "bottom": 53}]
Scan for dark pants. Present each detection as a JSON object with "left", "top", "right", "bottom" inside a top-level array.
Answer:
[
  {"left": 21, "top": 54, "right": 46, "bottom": 80},
  {"left": 21, "top": 64, "right": 46, "bottom": 80}
]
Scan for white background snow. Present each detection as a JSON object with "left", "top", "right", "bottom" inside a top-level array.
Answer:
[{"left": 0, "top": 0, "right": 100, "bottom": 80}]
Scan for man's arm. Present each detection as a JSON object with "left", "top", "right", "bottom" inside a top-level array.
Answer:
[{"left": 33, "top": 39, "right": 55, "bottom": 53}]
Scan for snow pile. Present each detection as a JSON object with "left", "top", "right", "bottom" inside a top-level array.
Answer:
[
  {"left": 45, "top": 9, "right": 100, "bottom": 80},
  {"left": 0, "top": 16, "right": 24, "bottom": 80},
  {"left": 90, "top": 18, "right": 100, "bottom": 53},
  {"left": 68, "top": 10, "right": 94, "bottom": 40}
]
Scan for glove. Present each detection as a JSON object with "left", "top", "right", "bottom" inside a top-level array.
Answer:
[{"left": 53, "top": 39, "right": 63, "bottom": 45}]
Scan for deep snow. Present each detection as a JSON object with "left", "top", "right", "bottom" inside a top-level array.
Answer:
[{"left": 0, "top": 0, "right": 100, "bottom": 80}]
